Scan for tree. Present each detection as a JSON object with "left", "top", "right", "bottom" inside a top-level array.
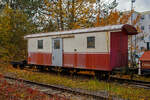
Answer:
[
  {"left": 95, "top": 9, "right": 141, "bottom": 27},
  {"left": 0, "top": 0, "right": 43, "bottom": 18},
  {"left": 43, "top": 0, "right": 119, "bottom": 31},
  {"left": 44, "top": 0, "right": 95, "bottom": 30},
  {"left": 0, "top": 5, "right": 36, "bottom": 62}
]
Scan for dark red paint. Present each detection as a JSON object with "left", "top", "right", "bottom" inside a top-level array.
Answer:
[{"left": 110, "top": 31, "right": 128, "bottom": 68}]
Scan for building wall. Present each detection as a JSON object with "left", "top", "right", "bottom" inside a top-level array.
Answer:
[{"left": 130, "top": 11, "right": 150, "bottom": 58}]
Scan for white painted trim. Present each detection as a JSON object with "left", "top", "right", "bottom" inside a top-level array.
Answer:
[{"left": 63, "top": 52, "right": 110, "bottom": 54}]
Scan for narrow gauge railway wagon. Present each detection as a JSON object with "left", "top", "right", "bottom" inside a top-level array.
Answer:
[
  {"left": 24, "top": 24, "right": 138, "bottom": 73},
  {"left": 139, "top": 51, "right": 150, "bottom": 75}
]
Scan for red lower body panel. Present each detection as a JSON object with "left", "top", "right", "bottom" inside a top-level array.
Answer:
[
  {"left": 28, "top": 52, "right": 111, "bottom": 71},
  {"left": 28, "top": 52, "right": 52, "bottom": 66},
  {"left": 63, "top": 53, "right": 111, "bottom": 71}
]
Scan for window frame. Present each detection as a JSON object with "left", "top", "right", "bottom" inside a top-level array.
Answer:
[
  {"left": 141, "top": 26, "right": 144, "bottom": 30},
  {"left": 141, "top": 15, "right": 145, "bottom": 20},
  {"left": 87, "top": 36, "right": 95, "bottom": 48},
  {"left": 37, "top": 40, "right": 43, "bottom": 49},
  {"left": 54, "top": 39, "right": 60, "bottom": 49}
]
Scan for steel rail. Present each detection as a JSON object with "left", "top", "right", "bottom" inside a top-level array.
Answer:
[
  {"left": 110, "top": 77, "right": 150, "bottom": 89},
  {"left": 16, "top": 68, "right": 150, "bottom": 89},
  {"left": 4, "top": 75, "right": 111, "bottom": 100}
]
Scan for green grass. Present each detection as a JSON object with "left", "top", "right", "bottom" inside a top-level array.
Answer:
[{"left": 0, "top": 65, "right": 150, "bottom": 100}]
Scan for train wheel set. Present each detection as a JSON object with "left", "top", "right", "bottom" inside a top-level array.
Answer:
[{"left": 10, "top": 60, "right": 140, "bottom": 81}]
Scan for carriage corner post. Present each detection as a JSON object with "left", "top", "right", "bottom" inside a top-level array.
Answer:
[{"left": 138, "top": 60, "right": 141, "bottom": 75}]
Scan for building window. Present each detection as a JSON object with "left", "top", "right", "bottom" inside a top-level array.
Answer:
[
  {"left": 141, "top": 47, "right": 144, "bottom": 51},
  {"left": 141, "top": 26, "right": 144, "bottom": 30},
  {"left": 54, "top": 40, "right": 60, "bottom": 49},
  {"left": 147, "top": 42, "right": 150, "bottom": 50},
  {"left": 38, "top": 40, "right": 43, "bottom": 49},
  {"left": 141, "top": 36, "right": 144, "bottom": 40},
  {"left": 141, "top": 15, "right": 145, "bottom": 20},
  {"left": 87, "top": 36, "right": 95, "bottom": 48}
]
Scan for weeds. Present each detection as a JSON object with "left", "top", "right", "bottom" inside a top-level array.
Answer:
[
  {"left": 0, "top": 73, "right": 68, "bottom": 100},
  {"left": 0, "top": 65, "right": 150, "bottom": 100}
]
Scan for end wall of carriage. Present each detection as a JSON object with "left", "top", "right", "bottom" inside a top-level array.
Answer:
[{"left": 139, "top": 51, "right": 150, "bottom": 69}]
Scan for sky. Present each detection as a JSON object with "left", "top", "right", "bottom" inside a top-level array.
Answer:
[{"left": 116, "top": 0, "right": 150, "bottom": 12}]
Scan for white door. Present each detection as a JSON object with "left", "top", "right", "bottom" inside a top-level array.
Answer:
[{"left": 52, "top": 38, "right": 63, "bottom": 66}]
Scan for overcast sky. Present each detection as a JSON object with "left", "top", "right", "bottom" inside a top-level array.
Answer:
[{"left": 116, "top": 0, "right": 150, "bottom": 12}]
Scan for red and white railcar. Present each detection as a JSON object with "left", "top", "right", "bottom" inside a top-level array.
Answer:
[{"left": 24, "top": 24, "right": 137, "bottom": 71}]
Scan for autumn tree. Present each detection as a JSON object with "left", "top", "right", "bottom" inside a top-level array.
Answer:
[
  {"left": 43, "top": 0, "right": 120, "bottom": 31},
  {"left": 0, "top": 0, "right": 44, "bottom": 18},
  {"left": 43, "top": 0, "right": 94, "bottom": 31},
  {"left": 0, "top": 5, "right": 36, "bottom": 62}
]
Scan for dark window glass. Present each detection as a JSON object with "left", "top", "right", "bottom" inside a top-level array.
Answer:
[
  {"left": 141, "top": 47, "right": 144, "bottom": 51},
  {"left": 54, "top": 40, "right": 60, "bottom": 49},
  {"left": 38, "top": 40, "right": 43, "bottom": 49},
  {"left": 141, "top": 26, "right": 144, "bottom": 30},
  {"left": 141, "top": 15, "right": 145, "bottom": 20},
  {"left": 141, "top": 36, "right": 144, "bottom": 40},
  {"left": 147, "top": 43, "right": 150, "bottom": 50},
  {"left": 87, "top": 37, "right": 95, "bottom": 48}
]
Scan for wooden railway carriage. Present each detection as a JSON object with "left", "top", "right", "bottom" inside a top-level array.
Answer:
[{"left": 24, "top": 24, "right": 137, "bottom": 72}]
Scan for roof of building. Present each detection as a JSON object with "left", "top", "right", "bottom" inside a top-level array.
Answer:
[
  {"left": 139, "top": 51, "right": 150, "bottom": 61},
  {"left": 24, "top": 24, "right": 138, "bottom": 39}
]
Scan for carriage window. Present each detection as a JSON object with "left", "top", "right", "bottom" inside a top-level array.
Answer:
[
  {"left": 87, "top": 37, "right": 95, "bottom": 48},
  {"left": 38, "top": 40, "right": 43, "bottom": 49},
  {"left": 54, "top": 40, "right": 60, "bottom": 49}
]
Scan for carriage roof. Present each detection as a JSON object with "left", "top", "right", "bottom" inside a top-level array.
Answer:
[{"left": 24, "top": 24, "right": 138, "bottom": 39}]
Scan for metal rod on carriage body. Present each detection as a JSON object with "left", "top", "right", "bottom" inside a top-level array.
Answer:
[{"left": 138, "top": 60, "right": 141, "bottom": 75}]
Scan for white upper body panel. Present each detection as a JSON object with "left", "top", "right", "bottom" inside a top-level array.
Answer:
[
  {"left": 28, "top": 31, "right": 110, "bottom": 53},
  {"left": 27, "top": 24, "right": 137, "bottom": 53}
]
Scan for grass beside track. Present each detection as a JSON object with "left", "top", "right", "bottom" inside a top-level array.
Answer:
[{"left": 0, "top": 64, "right": 150, "bottom": 100}]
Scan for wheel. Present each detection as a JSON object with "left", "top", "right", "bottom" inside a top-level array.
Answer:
[
  {"left": 95, "top": 71, "right": 103, "bottom": 80},
  {"left": 19, "top": 64, "right": 24, "bottom": 70},
  {"left": 12, "top": 64, "right": 17, "bottom": 68},
  {"left": 95, "top": 71, "right": 110, "bottom": 80},
  {"left": 37, "top": 66, "right": 44, "bottom": 72}
]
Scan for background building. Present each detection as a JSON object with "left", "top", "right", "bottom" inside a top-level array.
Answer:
[{"left": 132, "top": 11, "right": 150, "bottom": 58}]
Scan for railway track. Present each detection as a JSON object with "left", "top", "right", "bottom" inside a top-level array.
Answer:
[
  {"left": 17, "top": 67, "right": 150, "bottom": 90},
  {"left": 3, "top": 74, "right": 150, "bottom": 100},
  {"left": 27, "top": 68, "right": 150, "bottom": 89},
  {"left": 110, "top": 77, "right": 150, "bottom": 89},
  {"left": 4, "top": 75, "right": 119, "bottom": 100}
]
